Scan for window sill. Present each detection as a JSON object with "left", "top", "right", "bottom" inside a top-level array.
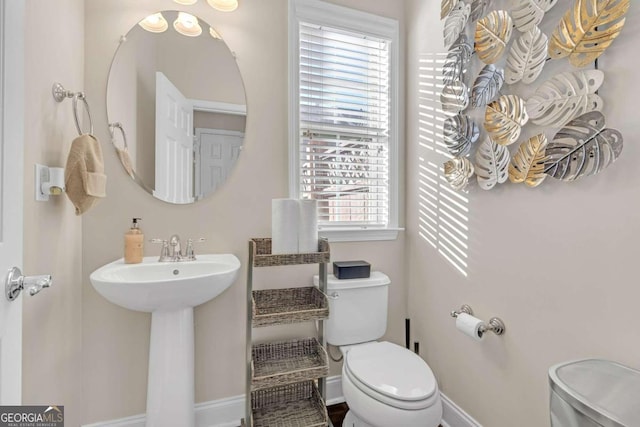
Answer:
[{"left": 318, "top": 227, "right": 403, "bottom": 243}]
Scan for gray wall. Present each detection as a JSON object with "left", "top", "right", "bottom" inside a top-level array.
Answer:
[
  {"left": 405, "top": 1, "right": 640, "bottom": 426},
  {"left": 22, "top": 0, "right": 84, "bottom": 425},
  {"left": 82, "top": 0, "right": 406, "bottom": 423}
]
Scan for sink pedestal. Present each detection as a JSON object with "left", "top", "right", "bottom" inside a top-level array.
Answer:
[{"left": 147, "top": 308, "right": 195, "bottom": 427}]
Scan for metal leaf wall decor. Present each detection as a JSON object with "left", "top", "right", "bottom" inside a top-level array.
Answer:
[
  {"left": 444, "top": 157, "right": 475, "bottom": 190},
  {"left": 526, "top": 70, "right": 604, "bottom": 127},
  {"left": 470, "top": 0, "right": 492, "bottom": 22},
  {"left": 475, "top": 10, "right": 514, "bottom": 64},
  {"left": 443, "top": 114, "right": 480, "bottom": 156},
  {"left": 544, "top": 111, "right": 623, "bottom": 181},
  {"left": 484, "top": 95, "right": 529, "bottom": 146},
  {"left": 509, "top": 134, "right": 549, "bottom": 187},
  {"left": 505, "top": 26, "right": 548, "bottom": 85},
  {"left": 475, "top": 138, "right": 510, "bottom": 190},
  {"left": 548, "top": 0, "right": 630, "bottom": 67},
  {"left": 449, "top": 34, "right": 474, "bottom": 60},
  {"left": 441, "top": 0, "right": 457, "bottom": 20},
  {"left": 471, "top": 64, "right": 505, "bottom": 108},
  {"left": 443, "top": 49, "right": 469, "bottom": 86},
  {"left": 444, "top": 1, "right": 471, "bottom": 49},
  {"left": 441, "top": 81, "right": 469, "bottom": 114},
  {"left": 512, "top": 0, "right": 558, "bottom": 32}
]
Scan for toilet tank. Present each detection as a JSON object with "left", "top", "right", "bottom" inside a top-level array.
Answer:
[
  {"left": 549, "top": 359, "right": 640, "bottom": 427},
  {"left": 313, "top": 272, "right": 390, "bottom": 346}
]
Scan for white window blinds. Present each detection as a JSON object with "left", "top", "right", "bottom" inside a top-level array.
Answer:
[{"left": 298, "top": 22, "right": 391, "bottom": 228}]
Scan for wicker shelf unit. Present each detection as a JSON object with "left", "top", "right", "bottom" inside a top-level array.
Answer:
[{"left": 244, "top": 238, "right": 330, "bottom": 427}]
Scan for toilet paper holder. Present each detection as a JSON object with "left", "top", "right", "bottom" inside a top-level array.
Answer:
[{"left": 450, "top": 304, "right": 506, "bottom": 336}]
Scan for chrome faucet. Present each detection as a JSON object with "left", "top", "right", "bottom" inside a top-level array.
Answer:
[
  {"left": 169, "top": 234, "right": 182, "bottom": 260},
  {"left": 150, "top": 235, "right": 205, "bottom": 262}
]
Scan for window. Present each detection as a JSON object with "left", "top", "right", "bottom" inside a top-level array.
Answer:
[{"left": 289, "top": 0, "right": 401, "bottom": 242}]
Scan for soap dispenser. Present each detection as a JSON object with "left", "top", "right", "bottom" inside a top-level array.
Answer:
[{"left": 124, "top": 218, "right": 144, "bottom": 264}]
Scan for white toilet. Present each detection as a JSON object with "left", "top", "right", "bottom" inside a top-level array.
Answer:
[{"left": 315, "top": 272, "right": 442, "bottom": 427}]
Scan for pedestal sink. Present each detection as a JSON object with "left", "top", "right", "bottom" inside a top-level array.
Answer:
[{"left": 90, "top": 254, "right": 240, "bottom": 427}]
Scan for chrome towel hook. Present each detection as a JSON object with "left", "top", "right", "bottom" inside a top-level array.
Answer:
[{"left": 52, "top": 82, "right": 94, "bottom": 136}]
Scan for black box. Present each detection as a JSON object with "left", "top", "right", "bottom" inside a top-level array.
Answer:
[{"left": 333, "top": 260, "right": 371, "bottom": 279}]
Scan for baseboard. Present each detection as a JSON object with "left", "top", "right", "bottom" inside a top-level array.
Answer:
[
  {"left": 82, "top": 376, "right": 345, "bottom": 427},
  {"left": 82, "top": 379, "right": 480, "bottom": 427},
  {"left": 440, "top": 392, "right": 482, "bottom": 427}
]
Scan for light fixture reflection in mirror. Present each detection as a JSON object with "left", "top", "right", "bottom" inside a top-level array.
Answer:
[
  {"left": 207, "top": 0, "right": 239, "bottom": 12},
  {"left": 138, "top": 13, "right": 168, "bottom": 33},
  {"left": 174, "top": 12, "right": 202, "bottom": 37},
  {"left": 107, "top": 11, "right": 247, "bottom": 205}
]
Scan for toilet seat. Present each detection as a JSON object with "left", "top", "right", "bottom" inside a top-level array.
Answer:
[{"left": 344, "top": 341, "right": 439, "bottom": 410}]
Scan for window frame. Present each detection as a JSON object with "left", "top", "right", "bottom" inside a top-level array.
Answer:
[{"left": 288, "top": 0, "right": 402, "bottom": 242}]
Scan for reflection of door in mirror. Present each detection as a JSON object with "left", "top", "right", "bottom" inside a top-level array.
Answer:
[
  {"left": 155, "top": 72, "right": 194, "bottom": 204},
  {"left": 195, "top": 129, "right": 243, "bottom": 199}
]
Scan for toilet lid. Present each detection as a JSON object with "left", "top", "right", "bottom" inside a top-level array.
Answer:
[{"left": 346, "top": 341, "right": 436, "bottom": 401}]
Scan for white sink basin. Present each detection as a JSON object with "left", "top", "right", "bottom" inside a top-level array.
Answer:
[
  {"left": 89, "top": 254, "right": 240, "bottom": 312},
  {"left": 89, "top": 253, "right": 241, "bottom": 426}
]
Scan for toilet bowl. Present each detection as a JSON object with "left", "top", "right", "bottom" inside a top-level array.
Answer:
[
  {"left": 314, "top": 272, "right": 443, "bottom": 427},
  {"left": 339, "top": 341, "right": 442, "bottom": 427}
]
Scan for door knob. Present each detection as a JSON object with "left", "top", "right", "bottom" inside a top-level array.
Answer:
[{"left": 5, "top": 267, "right": 52, "bottom": 301}]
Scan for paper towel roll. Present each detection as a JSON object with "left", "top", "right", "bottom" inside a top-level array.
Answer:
[
  {"left": 456, "top": 313, "right": 486, "bottom": 341},
  {"left": 272, "top": 199, "right": 299, "bottom": 254},
  {"left": 298, "top": 199, "right": 318, "bottom": 253}
]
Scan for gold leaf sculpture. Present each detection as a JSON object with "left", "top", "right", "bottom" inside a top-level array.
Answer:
[
  {"left": 444, "top": 157, "right": 475, "bottom": 191},
  {"left": 475, "top": 10, "right": 514, "bottom": 64},
  {"left": 484, "top": 95, "right": 529, "bottom": 146},
  {"left": 509, "top": 134, "right": 549, "bottom": 187},
  {"left": 548, "top": 0, "right": 630, "bottom": 67},
  {"left": 441, "top": 0, "right": 457, "bottom": 20}
]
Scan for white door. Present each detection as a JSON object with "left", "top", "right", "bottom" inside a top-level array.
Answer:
[
  {"left": 154, "top": 72, "right": 194, "bottom": 204},
  {"left": 0, "top": 0, "right": 24, "bottom": 404},
  {"left": 194, "top": 128, "right": 243, "bottom": 198}
]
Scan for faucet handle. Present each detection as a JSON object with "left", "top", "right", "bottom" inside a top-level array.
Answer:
[
  {"left": 184, "top": 238, "right": 205, "bottom": 261},
  {"left": 150, "top": 239, "right": 171, "bottom": 262}
]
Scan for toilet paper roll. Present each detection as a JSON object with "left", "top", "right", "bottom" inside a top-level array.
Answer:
[
  {"left": 298, "top": 199, "right": 318, "bottom": 253},
  {"left": 456, "top": 313, "right": 486, "bottom": 341},
  {"left": 272, "top": 199, "right": 299, "bottom": 254}
]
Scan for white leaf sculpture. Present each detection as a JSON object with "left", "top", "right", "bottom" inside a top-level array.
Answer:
[
  {"left": 444, "top": 1, "right": 471, "bottom": 49},
  {"left": 441, "top": 0, "right": 457, "bottom": 20},
  {"left": 471, "top": 64, "right": 505, "bottom": 108},
  {"left": 526, "top": 70, "right": 604, "bottom": 127},
  {"left": 512, "top": 0, "right": 558, "bottom": 32},
  {"left": 470, "top": 0, "right": 492, "bottom": 22},
  {"left": 505, "top": 26, "right": 548, "bottom": 85},
  {"left": 475, "top": 138, "right": 510, "bottom": 190},
  {"left": 441, "top": 81, "right": 469, "bottom": 114},
  {"left": 444, "top": 157, "right": 475, "bottom": 190}
]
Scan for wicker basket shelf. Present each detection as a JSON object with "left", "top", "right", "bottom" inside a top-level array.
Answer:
[
  {"left": 250, "top": 381, "right": 328, "bottom": 427},
  {"left": 252, "top": 287, "right": 329, "bottom": 327},
  {"left": 251, "top": 338, "right": 329, "bottom": 391},
  {"left": 251, "top": 238, "right": 330, "bottom": 267}
]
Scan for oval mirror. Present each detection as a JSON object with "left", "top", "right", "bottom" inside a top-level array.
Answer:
[{"left": 107, "top": 10, "right": 246, "bottom": 204}]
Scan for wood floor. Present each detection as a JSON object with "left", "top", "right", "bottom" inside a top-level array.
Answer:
[{"left": 327, "top": 402, "right": 443, "bottom": 427}]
